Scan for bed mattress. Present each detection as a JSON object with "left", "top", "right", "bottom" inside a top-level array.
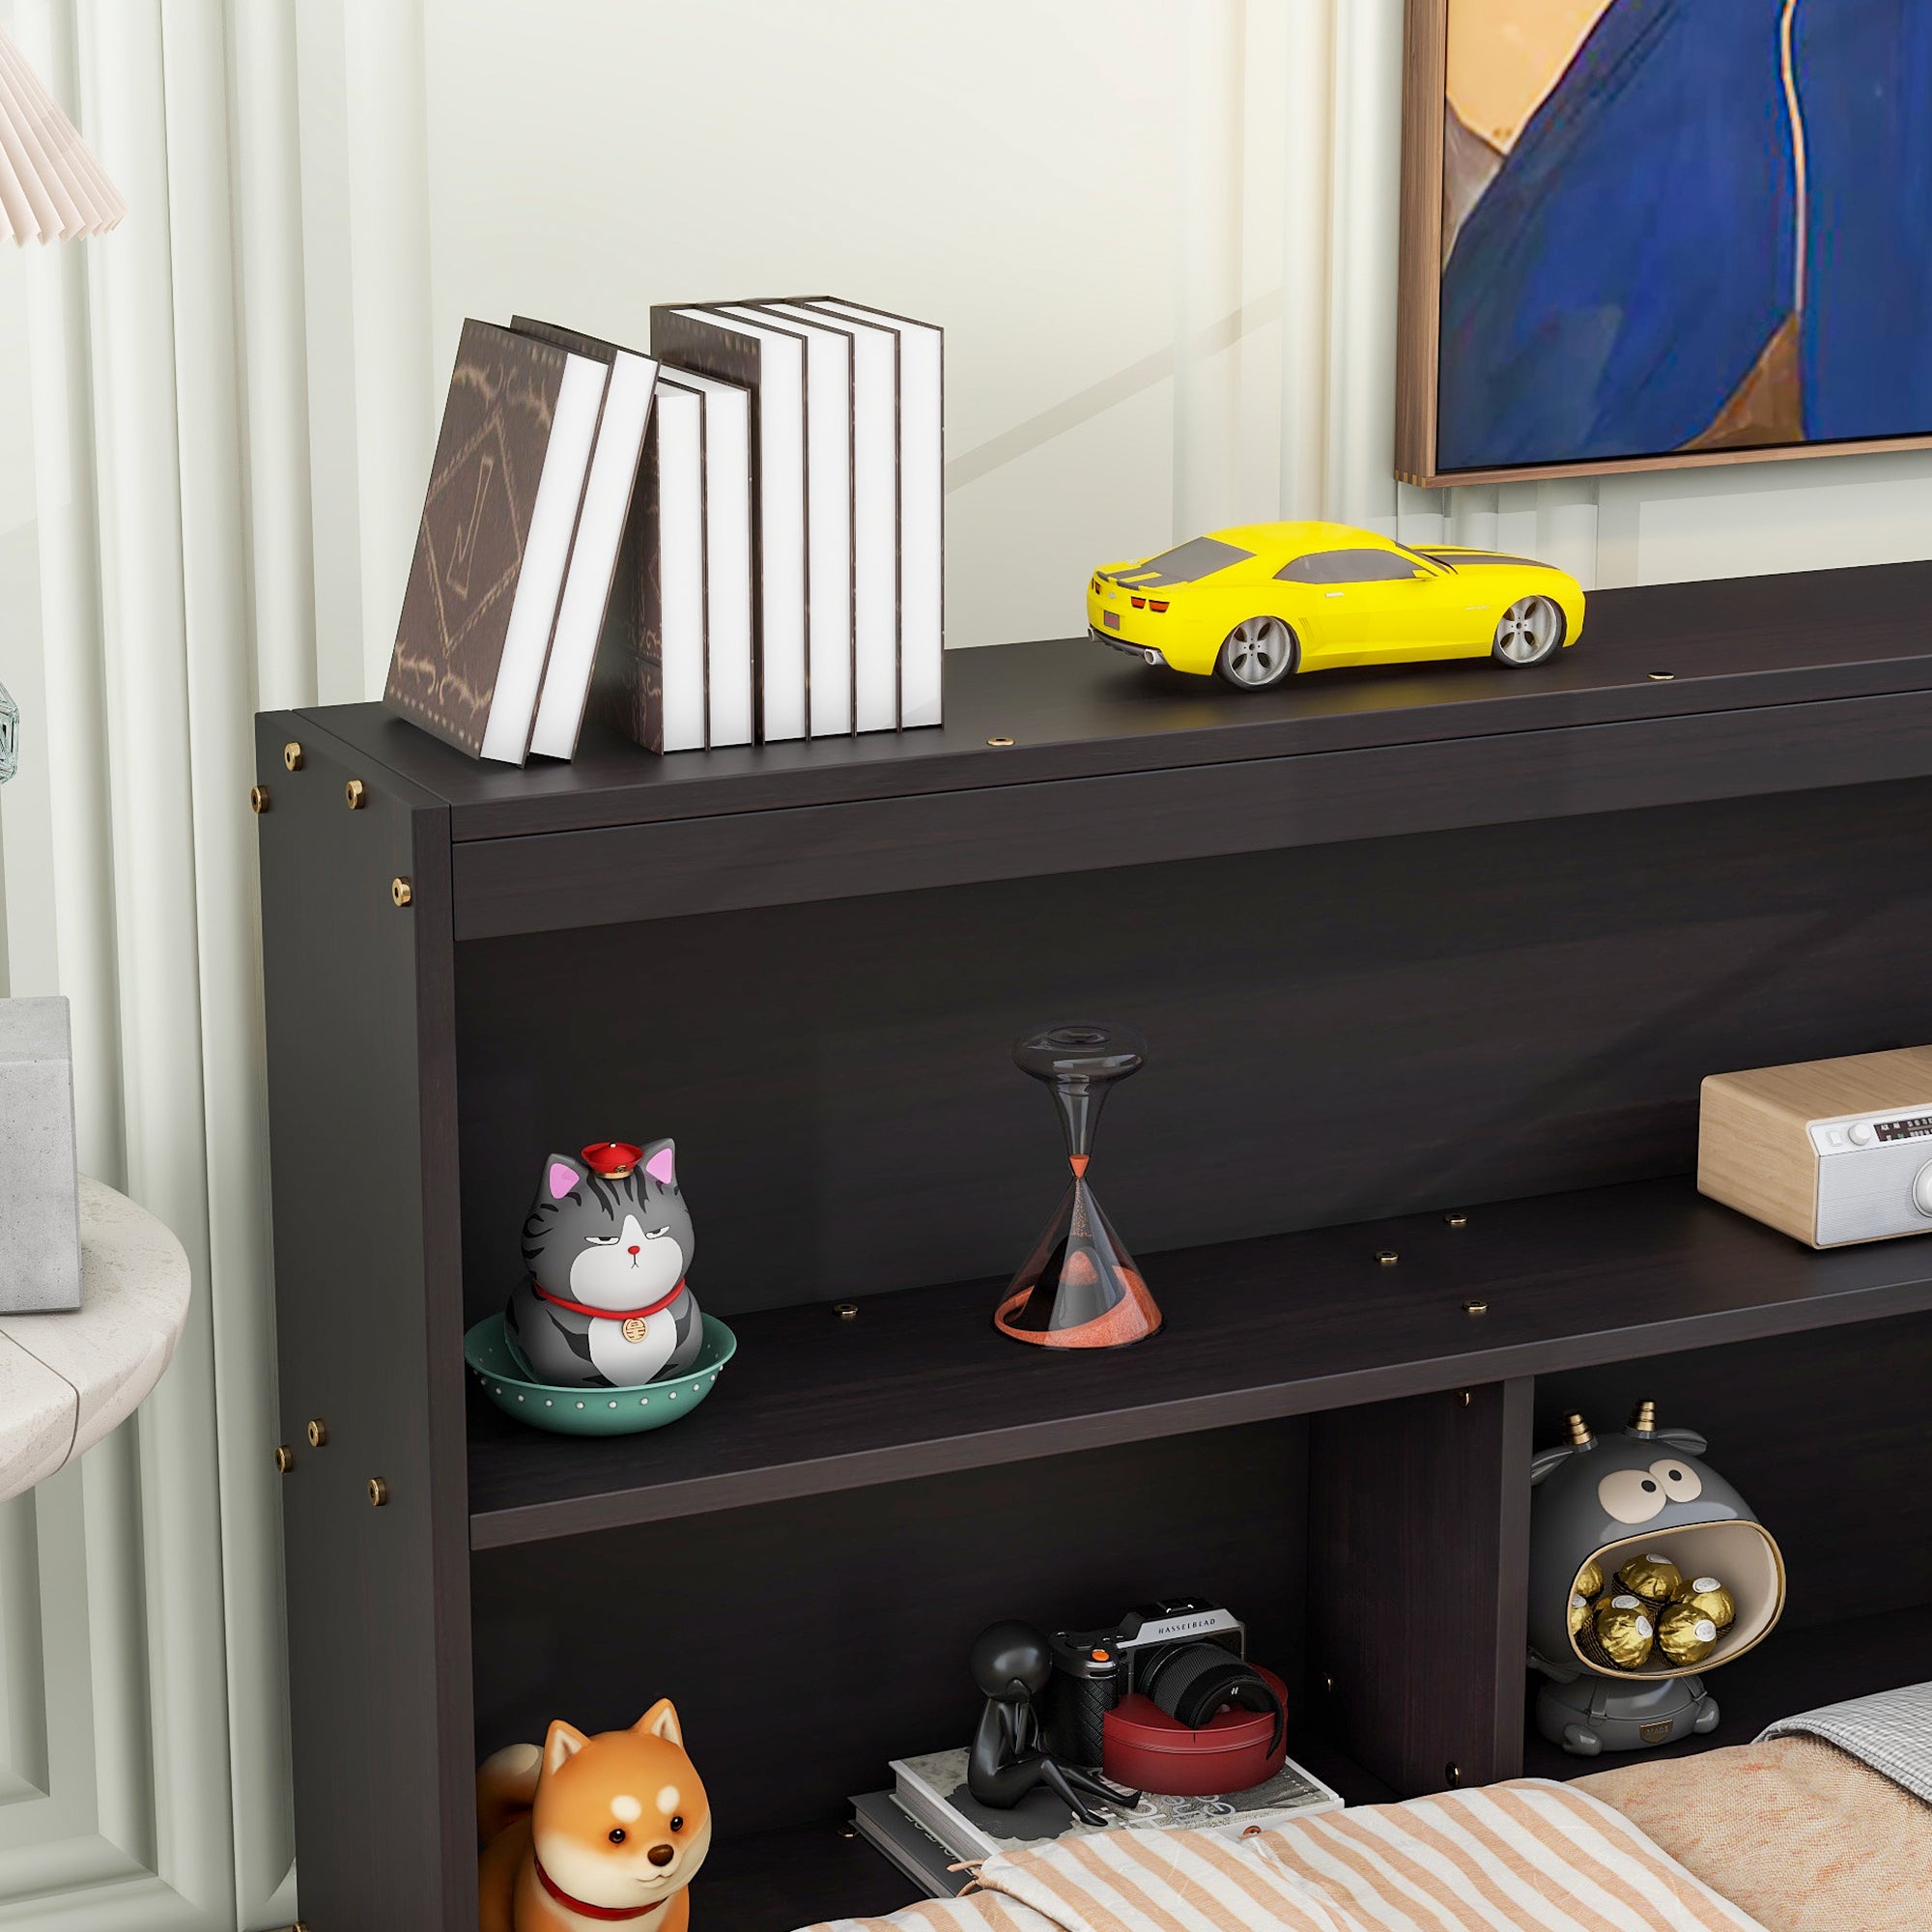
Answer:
[
  {"left": 805, "top": 1778, "right": 1769, "bottom": 1931},
  {"left": 810, "top": 1682, "right": 1932, "bottom": 1932},
  {"left": 1580, "top": 1731, "right": 1932, "bottom": 1932}
]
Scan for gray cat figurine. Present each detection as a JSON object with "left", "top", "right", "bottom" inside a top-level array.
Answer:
[{"left": 503, "top": 1140, "right": 706, "bottom": 1390}]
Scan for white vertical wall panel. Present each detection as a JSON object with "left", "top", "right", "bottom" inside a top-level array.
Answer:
[
  {"left": 1320, "top": 0, "right": 1405, "bottom": 528},
  {"left": 0, "top": 0, "right": 298, "bottom": 1922},
  {"left": 158, "top": 0, "right": 296, "bottom": 1917},
  {"left": 231, "top": 3, "right": 318, "bottom": 718},
  {"left": 1173, "top": 0, "right": 1247, "bottom": 535},
  {"left": 1276, "top": 0, "right": 1333, "bottom": 520},
  {"left": 78, "top": 8, "right": 233, "bottom": 1916}
]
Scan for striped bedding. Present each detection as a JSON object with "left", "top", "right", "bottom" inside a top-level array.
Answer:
[{"left": 807, "top": 1778, "right": 1769, "bottom": 1932}]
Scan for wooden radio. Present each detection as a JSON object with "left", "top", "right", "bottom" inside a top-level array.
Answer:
[{"left": 1698, "top": 1045, "right": 1932, "bottom": 1247}]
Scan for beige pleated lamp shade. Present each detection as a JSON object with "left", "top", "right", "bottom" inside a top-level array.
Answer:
[{"left": 0, "top": 27, "right": 126, "bottom": 243}]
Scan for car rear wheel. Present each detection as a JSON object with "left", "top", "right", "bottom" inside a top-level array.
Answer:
[
  {"left": 1492, "top": 595, "right": 1564, "bottom": 667},
  {"left": 1215, "top": 616, "right": 1298, "bottom": 690}
]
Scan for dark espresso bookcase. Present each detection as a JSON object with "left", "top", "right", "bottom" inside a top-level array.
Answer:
[{"left": 257, "top": 562, "right": 1932, "bottom": 1930}]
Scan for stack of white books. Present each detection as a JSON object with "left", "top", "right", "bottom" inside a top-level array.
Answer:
[
  {"left": 383, "top": 298, "right": 944, "bottom": 762},
  {"left": 648, "top": 298, "right": 945, "bottom": 750}
]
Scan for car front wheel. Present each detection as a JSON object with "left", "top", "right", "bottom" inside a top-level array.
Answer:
[
  {"left": 1492, "top": 595, "right": 1564, "bottom": 667},
  {"left": 1215, "top": 616, "right": 1298, "bottom": 690}
]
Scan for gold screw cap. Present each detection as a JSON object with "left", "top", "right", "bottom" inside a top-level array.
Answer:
[
  {"left": 390, "top": 876, "right": 413, "bottom": 908},
  {"left": 282, "top": 741, "right": 303, "bottom": 771}
]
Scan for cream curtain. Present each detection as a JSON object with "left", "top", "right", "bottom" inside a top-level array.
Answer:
[{"left": 0, "top": 1, "right": 431, "bottom": 1924}]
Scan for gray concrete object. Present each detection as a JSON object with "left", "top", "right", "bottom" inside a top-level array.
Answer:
[{"left": 0, "top": 995, "right": 80, "bottom": 1312}]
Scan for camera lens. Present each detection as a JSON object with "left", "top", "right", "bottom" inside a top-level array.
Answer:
[{"left": 1141, "top": 1642, "right": 1284, "bottom": 1752}]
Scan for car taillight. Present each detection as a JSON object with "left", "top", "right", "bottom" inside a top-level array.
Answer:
[
  {"left": 1149, "top": 600, "right": 1169, "bottom": 612},
  {"left": 1091, "top": 575, "right": 1102, "bottom": 593},
  {"left": 1131, "top": 595, "right": 1146, "bottom": 609}
]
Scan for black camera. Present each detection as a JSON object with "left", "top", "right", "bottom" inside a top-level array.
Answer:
[{"left": 1039, "top": 1598, "right": 1279, "bottom": 1766}]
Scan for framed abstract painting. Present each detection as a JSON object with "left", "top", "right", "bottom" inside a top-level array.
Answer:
[{"left": 1395, "top": 0, "right": 1932, "bottom": 486}]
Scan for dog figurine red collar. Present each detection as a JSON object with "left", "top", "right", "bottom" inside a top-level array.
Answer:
[{"left": 477, "top": 1701, "right": 709, "bottom": 1932}]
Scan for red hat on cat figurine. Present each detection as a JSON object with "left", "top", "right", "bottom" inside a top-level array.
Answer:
[
  {"left": 582, "top": 1141, "right": 643, "bottom": 1178},
  {"left": 476, "top": 1699, "right": 710, "bottom": 1931}
]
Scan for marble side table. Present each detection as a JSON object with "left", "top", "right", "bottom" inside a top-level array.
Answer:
[{"left": 0, "top": 1177, "right": 190, "bottom": 1504}]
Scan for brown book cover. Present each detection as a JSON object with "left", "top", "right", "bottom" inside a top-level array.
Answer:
[
  {"left": 650, "top": 305, "right": 763, "bottom": 396},
  {"left": 589, "top": 417, "right": 664, "bottom": 753},
  {"left": 590, "top": 381, "right": 708, "bottom": 754},
  {"left": 384, "top": 319, "right": 571, "bottom": 756}
]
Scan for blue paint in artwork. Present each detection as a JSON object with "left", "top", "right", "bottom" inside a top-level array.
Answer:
[
  {"left": 1795, "top": 0, "right": 1932, "bottom": 440},
  {"left": 1438, "top": 0, "right": 1932, "bottom": 471}
]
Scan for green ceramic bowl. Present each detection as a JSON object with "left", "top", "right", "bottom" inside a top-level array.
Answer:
[{"left": 464, "top": 1312, "right": 737, "bottom": 1437}]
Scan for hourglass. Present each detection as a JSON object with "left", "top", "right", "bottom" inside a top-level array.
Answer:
[{"left": 994, "top": 1022, "right": 1163, "bottom": 1350}]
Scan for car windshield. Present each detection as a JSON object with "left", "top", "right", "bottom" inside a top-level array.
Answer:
[{"left": 1126, "top": 537, "right": 1254, "bottom": 584}]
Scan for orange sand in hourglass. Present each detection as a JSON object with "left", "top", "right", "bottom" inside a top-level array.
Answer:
[{"left": 996, "top": 1024, "right": 1163, "bottom": 1350}]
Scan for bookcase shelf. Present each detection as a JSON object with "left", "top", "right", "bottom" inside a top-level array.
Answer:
[
  {"left": 310, "top": 559, "right": 1932, "bottom": 940},
  {"left": 311, "top": 558, "right": 1932, "bottom": 837},
  {"left": 468, "top": 1176, "right": 1932, "bottom": 1548},
  {"left": 256, "top": 559, "right": 1932, "bottom": 1931}
]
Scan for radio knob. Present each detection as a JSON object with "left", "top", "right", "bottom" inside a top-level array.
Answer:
[
  {"left": 1914, "top": 1163, "right": 1932, "bottom": 1218},
  {"left": 1849, "top": 1122, "right": 1876, "bottom": 1146}
]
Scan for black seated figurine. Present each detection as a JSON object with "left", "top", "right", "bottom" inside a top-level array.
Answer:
[{"left": 967, "top": 1620, "right": 1140, "bottom": 1825}]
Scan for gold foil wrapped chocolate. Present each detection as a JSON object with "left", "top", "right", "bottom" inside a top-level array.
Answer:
[
  {"left": 1673, "top": 1575, "right": 1736, "bottom": 1629},
  {"left": 1575, "top": 1559, "right": 1604, "bottom": 1600},
  {"left": 1615, "top": 1551, "right": 1684, "bottom": 1604},
  {"left": 1657, "top": 1602, "right": 1720, "bottom": 1665},
  {"left": 1594, "top": 1593, "right": 1656, "bottom": 1669},
  {"left": 1567, "top": 1591, "right": 1593, "bottom": 1637}
]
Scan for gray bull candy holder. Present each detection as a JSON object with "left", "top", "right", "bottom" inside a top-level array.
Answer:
[{"left": 1528, "top": 1401, "right": 1786, "bottom": 1756}]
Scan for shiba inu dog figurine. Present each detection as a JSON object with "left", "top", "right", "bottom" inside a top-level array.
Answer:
[{"left": 477, "top": 1699, "right": 710, "bottom": 1930}]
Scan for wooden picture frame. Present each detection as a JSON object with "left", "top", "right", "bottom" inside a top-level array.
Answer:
[{"left": 1395, "top": 0, "right": 1932, "bottom": 488}]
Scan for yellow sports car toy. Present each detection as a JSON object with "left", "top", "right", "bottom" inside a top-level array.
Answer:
[{"left": 1088, "top": 520, "right": 1585, "bottom": 690}]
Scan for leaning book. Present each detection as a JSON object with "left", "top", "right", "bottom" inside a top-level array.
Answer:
[
  {"left": 384, "top": 318, "right": 608, "bottom": 762},
  {"left": 889, "top": 1747, "right": 1343, "bottom": 1866}
]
